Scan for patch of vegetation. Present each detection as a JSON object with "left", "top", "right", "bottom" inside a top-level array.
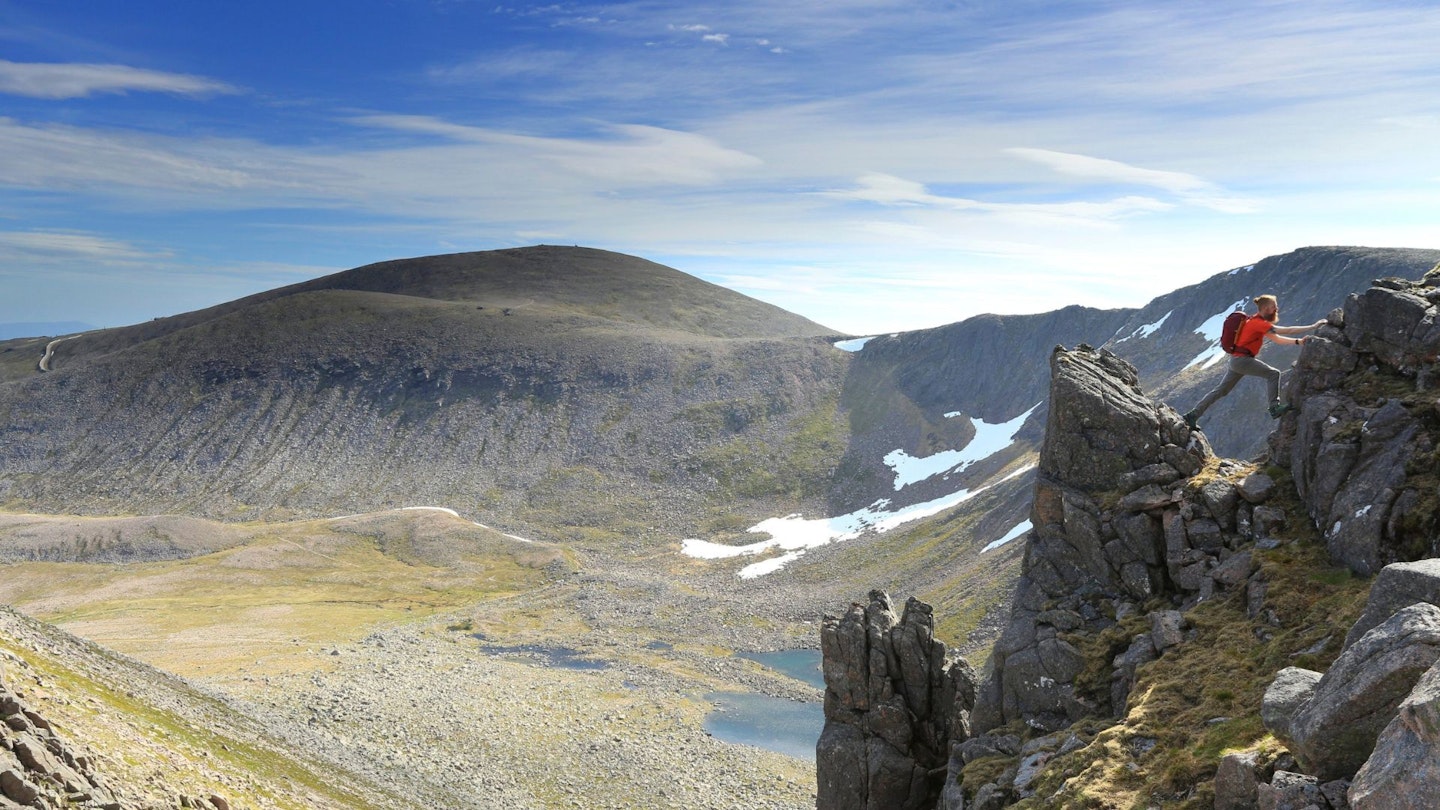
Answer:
[
  {"left": 997, "top": 477, "right": 1370, "bottom": 809},
  {"left": 1341, "top": 361, "right": 1419, "bottom": 404},
  {"left": 0, "top": 517, "right": 562, "bottom": 680},
  {"left": 692, "top": 397, "right": 847, "bottom": 502}
]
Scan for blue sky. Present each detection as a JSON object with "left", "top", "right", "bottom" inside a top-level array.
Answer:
[{"left": 2, "top": 1, "right": 1438, "bottom": 336}]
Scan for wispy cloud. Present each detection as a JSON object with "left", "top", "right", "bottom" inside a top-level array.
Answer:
[
  {"left": 823, "top": 172, "right": 1173, "bottom": 226},
  {"left": 0, "top": 60, "right": 239, "bottom": 99},
  {"left": 1006, "top": 148, "right": 1257, "bottom": 214},
  {"left": 0, "top": 229, "right": 168, "bottom": 262}
]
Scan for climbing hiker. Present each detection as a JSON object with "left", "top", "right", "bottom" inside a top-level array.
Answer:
[{"left": 1183, "top": 294, "right": 1325, "bottom": 430}]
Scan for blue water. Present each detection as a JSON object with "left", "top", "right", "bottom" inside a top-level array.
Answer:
[
  {"left": 704, "top": 649, "right": 826, "bottom": 761},
  {"left": 473, "top": 640, "right": 610, "bottom": 671},
  {"left": 705, "top": 691, "right": 824, "bottom": 761},
  {"left": 738, "top": 649, "right": 825, "bottom": 689}
]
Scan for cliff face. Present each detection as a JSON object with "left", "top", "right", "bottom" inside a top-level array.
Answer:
[
  {"left": 969, "top": 346, "right": 1257, "bottom": 734},
  {"left": 1271, "top": 273, "right": 1440, "bottom": 574}
]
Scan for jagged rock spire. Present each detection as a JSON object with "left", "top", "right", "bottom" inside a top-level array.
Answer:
[{"left": 972, "top": 345, "right": 1212, "bottom": 733}]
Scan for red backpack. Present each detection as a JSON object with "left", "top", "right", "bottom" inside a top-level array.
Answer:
[{"left": 1219, "top": 310, "right": 1249, "bottom": 355}]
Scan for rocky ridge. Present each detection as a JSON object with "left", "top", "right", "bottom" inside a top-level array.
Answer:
[{"left": 819, "top": 266, "right": 1440, "bottom": 808}]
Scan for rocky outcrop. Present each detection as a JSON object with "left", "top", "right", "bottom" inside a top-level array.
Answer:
[
  {"left": 1271, "top": 274, "right": 1440, "bottom": 575},
  {"left": 1252, "top": 553, "right": 1440, "bottom": 803},
  {"left": 1343, "top": 558, "right": 1440, "bottom": 649},
  {"left": 0, "top": 670, "right": 233, "bottom": 810},
  {"left": 967, "top": 346, "right": 1286, "bottom": 735},
  {"left": 817, "top": 591, "right": 975, "bottom": 810},
  {"left": 1263, "top": 603, "right": 1440, "bottom": 780},
  {"left": 1349, "top": 656, "right": 1440, "bottom": 809}
]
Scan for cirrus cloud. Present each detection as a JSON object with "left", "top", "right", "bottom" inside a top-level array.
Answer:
[{"left": 0, "top": 60, "right": 239, "bottom": 99}]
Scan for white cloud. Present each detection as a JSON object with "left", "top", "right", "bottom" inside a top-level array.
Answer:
[
  {"left": 1007, "top": 148, "right": 1213, "bottom": 194},
  {"left": 0, "top": 230, "right": 168, "bottom": 262},
  {"left": 823, "top": 172, "right": 1173, "bottom": 226},
  {"left": 1007, "top": 148, "right": 1257, "bottom": 214},
  {"left": 0, "top": 116, "right": 762, "bottom": 214},
  {"left": 0, "top": 60, "right": 238, "bottom": 99}
]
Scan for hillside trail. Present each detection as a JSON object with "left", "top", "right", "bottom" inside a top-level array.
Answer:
[{"left": 37, "top": 334, "right": 78, "bottom": 371}]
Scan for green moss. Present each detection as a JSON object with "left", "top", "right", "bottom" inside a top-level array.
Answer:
[{"left": 982, "top": 477, "right": 1373, "bottom": 809}]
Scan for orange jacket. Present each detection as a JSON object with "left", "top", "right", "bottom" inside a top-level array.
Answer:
[{"left": 1233, "top": 315, "right": 1273, "bottom": 356}]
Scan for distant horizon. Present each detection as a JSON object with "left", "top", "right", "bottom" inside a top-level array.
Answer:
[
  {"left": 3, "top": 2, "right": 1439, "bottom": 335},
  {"left": 3, "top": 240, "right": 1435, "bottom": 341}
]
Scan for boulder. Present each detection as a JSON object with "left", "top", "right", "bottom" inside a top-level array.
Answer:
[
  {"left": 1344, "top": 285, "right": 1434, "bottom": 368},
  {"left": 1256, "top": 771, "right": 1323, "bottom": 810},
  {"left": 1211, "top": 551, "right": 1256, "bottom": 590},
  {"left": 1343, "top": 559, "right": 1440, "bottom": 650},
  {"left": 1236, "top": 472, "right": 1276, "bottom": 504},
  {"left": 1281, "top": 603, "right": 1440, "bottom": 780},
  {"left": 1349, "top": 659, "right": 1440, "bottom": 809},
  {"left": 1261, "top": 667, "right": 1322, "bottom": 743},
  {"left": 1213, "top": 751, "right": 1260, "bottom": 810},
  {"left": 1200, "top": 479, "right": 1240, "bottom": 531},
  {"left": 1149, "top": 610, "right": 1185, "bottom": 653}
]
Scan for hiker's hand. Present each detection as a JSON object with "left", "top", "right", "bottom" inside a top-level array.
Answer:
[{"left": 1312, "top": 319, "right": 1325, "bottom": 329}]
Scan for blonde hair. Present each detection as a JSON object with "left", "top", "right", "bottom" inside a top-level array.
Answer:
[{"left": 1254, "top": 294, "right": 1278, "bottom": 322}]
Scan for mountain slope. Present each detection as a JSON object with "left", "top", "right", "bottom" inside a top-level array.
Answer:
[
  {"left": 0, "top": 247, "right": 847, "bottom": 535},
  {"left": 0, "top": 604, "right": 415, "bottom": 809}
]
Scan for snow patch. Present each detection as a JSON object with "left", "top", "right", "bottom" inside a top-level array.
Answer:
[
  {"left": 403, "top": 506, "right": 461, "bottom": 518},
  {"left": 832, "top": 337, "right": 876, "bottom": 352},
  {"left": 982, "top": 519, "right": 1032, "bottom": 553},
  {"left": 1354, "top": 505, "right": 1372, "bottom": 519},
  {"left": 1115, "top": 310, "right": 1172, "bottom": 343},
  {"left": 883, "top": 403, "right": 1039, "bottom": 491},
  {"left": 1185, "top": 299, "right": 1247, "bottom": 369},
  {"left": 682, "top": 465, "right": 1037, "bottom": 578},
  {"left": 1228, "top": 264, "right": 1256, "bottom": 275},
  {"left": 401, "top": 507, "right": 533, "bottom": 542}
]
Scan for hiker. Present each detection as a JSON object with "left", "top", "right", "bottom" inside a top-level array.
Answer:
[{"left": 1184, "top": 294, "right": 1325, "bottom": 429}]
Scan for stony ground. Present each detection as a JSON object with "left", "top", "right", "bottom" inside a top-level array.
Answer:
[
  {"left": 241, "top": 619, "right": 818, "bottom": 810},
  {"left": 219, "top": 564, "right": 831, "bottom": 810},
  {"left": 0, "top": 508, "right": 1007, "bottom": 810}
]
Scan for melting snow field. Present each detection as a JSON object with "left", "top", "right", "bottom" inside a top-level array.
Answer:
[
  {"left": 981, "top": 519, "right": 1032, "bottom": 553},
  {"left": 683, "top": 464, "right": 1037, "bottom": 579},
  {"left": 832, "top": 336, "right": 879, "bottom": 352},
  {"left": 1114, "top": 310, "right": 1172, "bottom": 344},
  {"left": 883, "top": 404, "right": 1038, "bottom": 491}
]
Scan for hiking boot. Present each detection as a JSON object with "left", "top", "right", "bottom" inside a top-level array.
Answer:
[
  {"left": 1183, "top": 411, "right": 1199, "bottom": 431},
  {"left": 1268, "top": 402, "right": 1292, "bottom": 419}
]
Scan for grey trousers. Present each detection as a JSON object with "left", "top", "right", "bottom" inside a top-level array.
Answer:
[{"left": 1191, "top": 354, "right": 1281, "bottom": 417}]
